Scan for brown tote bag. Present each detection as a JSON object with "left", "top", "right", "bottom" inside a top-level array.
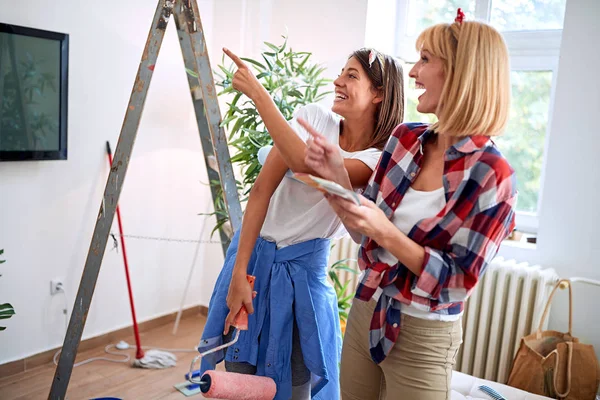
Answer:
[{"left": 507, "top": 279, "right": 600, "bottom": 399}]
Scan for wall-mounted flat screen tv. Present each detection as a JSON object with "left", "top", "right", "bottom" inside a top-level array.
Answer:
[{"left": 0, "top": 22, "right": 68, "bottom": 161}]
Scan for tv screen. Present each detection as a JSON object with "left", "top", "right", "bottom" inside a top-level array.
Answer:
[{"left": 0, "top": 23, "right": 68, "bottom": 161}]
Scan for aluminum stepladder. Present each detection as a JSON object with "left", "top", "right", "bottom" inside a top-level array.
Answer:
[{"left": 48, "top": 1, "right": 242, "bottom": 398}]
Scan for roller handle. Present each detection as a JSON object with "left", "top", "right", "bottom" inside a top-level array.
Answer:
[
  {"left": 187, "top": 275, "right": 257, "bottom": 386},
  {"left": 232, "top": 275, "right": 256, "bottom": 331}
]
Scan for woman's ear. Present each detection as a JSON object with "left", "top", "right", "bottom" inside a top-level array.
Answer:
[{"left": 372, "top": 88, "right": 384, "bottom": 105}]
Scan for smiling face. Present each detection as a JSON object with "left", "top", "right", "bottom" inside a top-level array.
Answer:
[
  {"left": 331, "top": 56, "right": 381, "bottom": 119},
  {"left": 409, "top": 50, "right": 446, "bottom": 116}
]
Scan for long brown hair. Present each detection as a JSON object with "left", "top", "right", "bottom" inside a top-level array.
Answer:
[{"left": 349, "top": 48, "right": 405, "bottom": 149}]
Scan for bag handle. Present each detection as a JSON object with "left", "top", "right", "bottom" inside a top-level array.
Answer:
[
  {"left": 553, "top": 341, "right": 573, "bottom": 398},
  {"left": 536, "top": 279, "right": 573, "bottom": 338}
]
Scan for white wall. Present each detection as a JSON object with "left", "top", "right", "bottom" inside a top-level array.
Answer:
[
  {"left": 210, "top": 0, "right": 368, "bottom": 83},
  {"left": 0, "top": 0, "right": 367, "bottom": 364},
  {"left": 498, "top": 0, "right": 600, "bottom": 368}
]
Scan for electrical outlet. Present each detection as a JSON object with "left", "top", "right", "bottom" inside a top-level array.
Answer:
[{"left": 50, "top": 278, "right": 64, "bottom": 295}]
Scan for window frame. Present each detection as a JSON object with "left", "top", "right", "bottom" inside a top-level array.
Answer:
[{"left": 385, "top": 0, "right": 564, "bottom": 234}]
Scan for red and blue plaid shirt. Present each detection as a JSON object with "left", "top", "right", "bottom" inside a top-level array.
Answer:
[{"left": 357, "top": 123, "right": 517, "bottom": 363}]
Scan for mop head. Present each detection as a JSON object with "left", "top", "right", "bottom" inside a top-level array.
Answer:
[{"left": 132, "top": 349, "right": 177, "bottom": 369}]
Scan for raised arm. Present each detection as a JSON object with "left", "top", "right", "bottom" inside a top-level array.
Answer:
[
  {"left": 223, "top": 48, "right": 372, "bottom": 189},
  {"left": 223, "top": 146, "right": 288, "bottom": 333}
]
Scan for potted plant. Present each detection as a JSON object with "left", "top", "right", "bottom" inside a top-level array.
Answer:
[
  {"left": 328, "top": 253, "right": 359, "bottom": 335},
  {"left": 201, "top": 35, "right": 333, "bottom": 236},
  {"left": 0, "top": 249, "right": 16, "bottom": 331}
]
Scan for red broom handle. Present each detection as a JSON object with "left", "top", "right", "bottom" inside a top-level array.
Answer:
[{"left": 106, "top": 141, "right": 145, "bottom": 360}]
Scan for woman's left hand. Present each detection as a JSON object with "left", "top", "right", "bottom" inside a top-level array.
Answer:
[
  {"left": 326, "top": 193, "right": 391, "bottom": 243},
  {"left": 301, "top": 119, "right": 348, "bottom": 184}
]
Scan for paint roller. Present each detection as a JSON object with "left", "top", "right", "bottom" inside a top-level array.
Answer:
[{"left": 188, "top": 275, "right": 277, "bottom": 400}]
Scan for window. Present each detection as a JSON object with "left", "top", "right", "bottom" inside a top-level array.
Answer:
[
  {"left": 365, "top": 0, "right": 567, "bottom": 233},
  {"left": 490, "top": 0, "right": 567, "bottom": 31}
]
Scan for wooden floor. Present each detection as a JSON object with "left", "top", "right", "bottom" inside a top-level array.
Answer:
[{"left": 0, "top": 312, "right": 224, "bottom": 400}]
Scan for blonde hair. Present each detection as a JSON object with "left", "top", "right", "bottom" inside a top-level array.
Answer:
[{"left": 416, "top": 21, "right": 510, "bottom": 136}]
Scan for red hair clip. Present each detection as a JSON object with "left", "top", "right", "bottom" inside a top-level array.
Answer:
[{"left": 455, "top": 8, "right": 465, "bottom": 24}]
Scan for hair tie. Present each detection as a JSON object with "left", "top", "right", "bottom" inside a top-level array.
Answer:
[
  {"left": 368, "top": 49, "right": 386, "bottom": 77},
  {"left": 455, "top": 8, "right": 465, "bottom": 24}
]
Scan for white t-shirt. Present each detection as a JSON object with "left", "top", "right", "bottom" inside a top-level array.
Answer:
[
  {"left": 369, "top": 186, "right": 462, "bottom": 321},
  {"left": 259, "top": 103, "right": 382, "bottom": 248}
]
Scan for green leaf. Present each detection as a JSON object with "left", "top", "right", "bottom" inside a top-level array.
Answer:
[
  {"left": 218, "top": 65, "right": 234, "bottom": 79},
  {"left": 288, "top": 89, "right": 303, "bottom": 98},
  {"left": 339, "top": 280, "right": 352, "bottom": 296},
  {"left": 256, "top": 71, "right": 272, "bottom": 80},
  {"left": 329, "top": 271, "right": 343, "bottom": 291},
  {"left": 247, "top": 134, "right": 266, "bottom": 149},
  {"left": 333, "top": 266, "right": 358, "bottom": 275},
  {"left": 331, "top": 258, "right": 355, "bottom": 267},
  {"left": 230, "top": 91, "right": 243, "bottom": 107},
  {"left": 231, "top": 152, "right": 252, "bottom": 163},
  {"left": 339, "top": 292, "right": 355, "bottom": 304},
  {"left": 185, "top": 68, "right": 199, "bottom": 78},
  {"left": 313, "top": 66, "right": 327, "bottom": 78},
  {"left": 229, "top": 117, "right": 246, "bottom": 139},
  {"left": 241, "top": 128, "right": 268, "bottom": 136},
  {"left": 245, "top": 162, "right": 260, "bottom": 177},
  {"left": 219, "top": 114, "right": 237, "bottom": 128},
  {"left": 0, "top": 303, "right": 15, "bottom": 319},
  {"left": 229, "top": 136, "right": 251, "bottom": 146},
  {"left": 264, "top": 42, "right": 280, "bottom": 53},
  {"left": 218, "top": 86, "right": 236, "bottom": 96},
  {"left": 210, "top": 218, "right": 228, "bottom": 238},
  {"left": 279, "top": 35, "right": 288, "bottom": 53},
  {"left": 314, "top": 91, "right": 334, "bottom": 102},
  {"left": 261, "top": 55, "right": 273, "bottom": 70},
  {"left": 240, "top": 57, "right": 266, "bottom": 71},
  {"left": 339, "top": 310, "right": 349, "bottom": 321}
]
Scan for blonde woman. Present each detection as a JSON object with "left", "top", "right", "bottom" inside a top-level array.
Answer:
[{"left": 301, "top": 11, "right": 517, "bottom": 400}]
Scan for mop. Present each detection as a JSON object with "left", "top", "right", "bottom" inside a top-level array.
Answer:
[
  {"left": 175, "top": 275, "right": 277, "bottom": 400},
  {"left": 106, "top": 141, "right": 176, "bottom": 369}
]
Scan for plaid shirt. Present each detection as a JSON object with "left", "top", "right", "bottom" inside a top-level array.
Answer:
[{"left": 357, "top": 123, "right": 517, "bottom": 363}]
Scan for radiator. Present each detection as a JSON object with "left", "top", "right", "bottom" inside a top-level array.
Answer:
[
  {"left": 329, "top": 238, "right": 559, "bottom": 384},
  {"left": 456, "top": 257, "right": 558, "bottom": 383}
]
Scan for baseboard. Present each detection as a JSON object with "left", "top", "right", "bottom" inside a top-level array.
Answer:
[{"left": 0, "top": 304, "right": 208, "bottom": 379}]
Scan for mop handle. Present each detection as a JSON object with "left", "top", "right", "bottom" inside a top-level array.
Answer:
[
  {"left": 106, "top": 141, "right": 145, "bottom": 360},
  {"left": 188, "top": 275, "right": 255, "bottom": 384}
]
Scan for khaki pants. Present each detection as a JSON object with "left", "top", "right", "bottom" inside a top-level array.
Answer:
[{"left": 340, "top": 299, "right": 463, "bottom": 400}]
